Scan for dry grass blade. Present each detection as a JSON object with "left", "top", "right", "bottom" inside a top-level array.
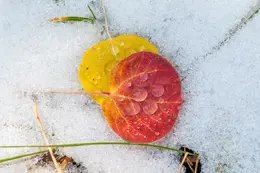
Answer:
[
  {"left": 194, "top": 155, "right": 200, "bottom": 173},
  {"left": 186, "top": 158, "right": 195, "bottom": 172},
  {"left": 101, "top": 0, "right": 118, "bottom": 59},
  {"left": 59, "top": 156, "right": 73, "bottom": 169},
  {"left": 33, "top": 104, "right": 63, "bottom": 173},
  {"left": 177, "top": 152, "right": 188, "bottom": 173}
]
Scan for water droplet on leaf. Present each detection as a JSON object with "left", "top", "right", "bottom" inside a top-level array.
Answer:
[
  {"left": 139, "top": 73, "right": 148, "bottom": 82},
  {"left": 96, "top": 75, "right": 102, "bottom": 80},
  {"left": 104, "top": 60, "right": 118, "bottom": 73},
  {"left": 120, "top": 41, "right": 125, "bottom": 46},
  {"left": 151, "top": 85, "right": 165, "bottom": 97},
  {"left": 116, "top": 96, "right": 125, "bottom": 102},
  {"left": 132, "top": 88, "right": 148, "bottom": 102},
  {"left": 158, "top": 98, "right": 164, "bottom": 103},
  {"left": 142, "top": 99, "right": 158, "bottom": 115},
  {"left": 123, "top": 101, "right": 141, "bottom": 115},
  {"left": 125, "top": 82, "right": 132, "bottom": 88},
  {"left": 138, "top": 45, "right": 145, "bottom": 51}
]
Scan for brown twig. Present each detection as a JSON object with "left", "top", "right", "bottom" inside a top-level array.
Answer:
[{"left": 33, "top": 104, "right": 63, "bottom": 173}]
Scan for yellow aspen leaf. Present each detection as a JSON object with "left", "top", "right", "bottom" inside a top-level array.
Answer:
[{"left": 78, "top": 34, "right": 159, "bottom": 104}]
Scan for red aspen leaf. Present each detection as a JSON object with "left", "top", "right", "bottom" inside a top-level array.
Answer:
[{"left": 102, "top": 51, "right": 183, "bottom": 144}]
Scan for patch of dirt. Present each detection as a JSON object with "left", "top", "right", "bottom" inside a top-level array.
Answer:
[{"left": 179, "top": 147, "right": 201, "bottom": 173}]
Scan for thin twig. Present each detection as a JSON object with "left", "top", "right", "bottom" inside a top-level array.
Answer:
[
  {"left": 101, "top": 0, "right": 118, "bottom": 59},
  {"left": 194, "top": 155, "right": 200, "bottom": 173},
  {"left": 177, "top": 152, "right": 188, "bottom": 173},
  {"left": 33, "top": 104, "right": 63, "bottom": 173}
]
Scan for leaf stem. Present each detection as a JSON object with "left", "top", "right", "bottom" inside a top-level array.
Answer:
[{"left": 46, "top": 91, "right": 110, "bottom": 97}]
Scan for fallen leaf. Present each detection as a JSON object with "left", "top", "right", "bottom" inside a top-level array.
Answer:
[
  {"left": 78, "top": 34, "right": 159, "bottom": 104},
  {"left": 102, "top": 52, "right": 182, "bottom": 143}
]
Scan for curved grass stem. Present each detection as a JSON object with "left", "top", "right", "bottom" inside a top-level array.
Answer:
[
  {"left": 0, "top": 142, "right": 197, "bottom": 159},
  {"left": 0, "top": 150, "right": 49, "bottom": 163}
]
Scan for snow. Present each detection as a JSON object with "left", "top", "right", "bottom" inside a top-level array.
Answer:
[
  {"left": 106, "top": 0, "right": 259, "bottom": 72},
  {"left": 0, "top": 0, "right": 260, "bottom": 172},
  {"left": 176, "top": 13, "right": 260, "bottom": 172}
]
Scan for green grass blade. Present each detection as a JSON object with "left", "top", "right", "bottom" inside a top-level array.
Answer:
[
  {"left": 88, "top": 5, "right": 96, "bottom": 20},
  {"left": 0, "top": 150, "right": 49, "bottom": 163},
  {"left": 0, "top": 142, "right": 197, "bottom": 156},
  {"left": 50, "top": 16, "right": 95, "bottom": 24}
]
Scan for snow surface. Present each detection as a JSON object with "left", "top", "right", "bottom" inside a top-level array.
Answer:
[{"left": 0, "top": 0, "right": 260, "bottom": 172}]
